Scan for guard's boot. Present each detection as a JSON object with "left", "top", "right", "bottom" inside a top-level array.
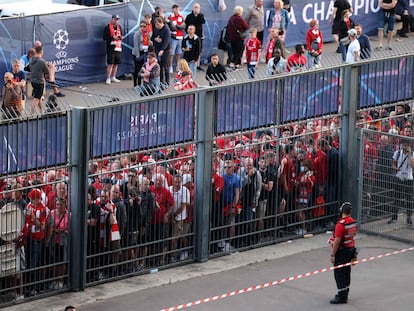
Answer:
[{"left": 330, "top": 294, "right": 347, "bottom": 304}]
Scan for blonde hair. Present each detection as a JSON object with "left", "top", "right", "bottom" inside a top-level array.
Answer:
[
  {"left": 234, "top": 6, "right": 243, "bottom": 15},
  {"left": 178, "top": 59, "right": 191, "bottom": 73},
  {"left": 274, "top": 0, "right": 284, "bottom": 7}
]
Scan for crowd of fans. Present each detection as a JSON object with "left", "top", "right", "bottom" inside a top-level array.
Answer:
[{"left": 1, "top": 99, "right": 414, "bottom": 301}]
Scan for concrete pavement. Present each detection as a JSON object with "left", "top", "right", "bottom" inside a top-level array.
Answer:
[{"left": 7, "top": 233, "right": 414, "bottom": 311}]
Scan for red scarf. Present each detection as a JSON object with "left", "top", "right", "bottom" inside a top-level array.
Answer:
[
  {"left": 109, "top": 22, "right": 122, "bottom": 52},
  {"left": 142, "top": 30, "right": 149, "bottom": 51}
]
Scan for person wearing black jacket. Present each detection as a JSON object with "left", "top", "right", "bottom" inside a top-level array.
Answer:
[
  {"left": 185, "top": 3, "right": 206, "bottom": 70},
  {"left": 126, "top": 177, "right": 155, "bottom": 271},
  {"left": 151, "top": 17, "right": 171, "bottom": 88}
]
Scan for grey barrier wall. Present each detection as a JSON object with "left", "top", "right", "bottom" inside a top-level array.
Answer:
[{"left": 1, "top": 54, "right": 414, "bottom": 306}]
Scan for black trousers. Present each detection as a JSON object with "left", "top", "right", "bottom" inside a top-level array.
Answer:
[
  {"left": 333, "top": 247, "right": 355, "bottom": 299},
  {"left": 391, "top": 179, "right": 413, "bottom": 220}
]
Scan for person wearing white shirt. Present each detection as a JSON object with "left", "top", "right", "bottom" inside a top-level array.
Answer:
[
  {"left": 169, "top": 175, "right": 190, "bottom": 262},
  {"left": 345, "top": 29, "right": 360, "bottom": 63},
  {"left": 388, "top": 139, "right": 414, "bottom": 225}
]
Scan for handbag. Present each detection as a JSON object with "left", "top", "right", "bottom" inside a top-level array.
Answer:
[
  {"left": 221, "top": 26, "right": 230, "bottom": 43},
  {"left": 238, "top": 30, "right": 247, "bottom": 39}
]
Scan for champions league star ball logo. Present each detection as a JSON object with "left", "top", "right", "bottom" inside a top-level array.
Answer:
[{"left": 53, "top": 29, "right": 69, "bottom": 50}]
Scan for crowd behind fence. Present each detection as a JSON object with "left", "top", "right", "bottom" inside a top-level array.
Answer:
[{"left": 1, "top": 54, "right": 414, "bottom": 306}]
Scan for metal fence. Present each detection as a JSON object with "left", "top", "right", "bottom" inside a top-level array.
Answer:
[
  {"left": 1, "top": 52, "right": 414, "bottom": 306},
  {"left": 358, "top": 128, "right": 414, "bottom": 242}
]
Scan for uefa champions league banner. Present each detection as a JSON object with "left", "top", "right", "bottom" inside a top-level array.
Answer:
[
  {"left": 90, "top": 95, "right": 195, "bottom": 158},
  {"left": 1, "top": 0, "right": 414, "bottom": 87},
  {"left": 0, "top": 116, "right": 67, "bottom": 175}
]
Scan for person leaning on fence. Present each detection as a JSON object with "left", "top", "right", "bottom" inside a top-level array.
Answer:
[
  {"left": 173, "top": 70, "right": 197, "bottom": 90},
  {"left": 205, "top": 54, "right": 227, "bottom": 86},
  {"left": 137, "top": 52, "right": 160, "bottom": 96},
  {"left": 266, "top": 48, "right": 287, "bottom": 75},
  {"left": 1, "top": 71, "right": 23, "bottom": 120}
]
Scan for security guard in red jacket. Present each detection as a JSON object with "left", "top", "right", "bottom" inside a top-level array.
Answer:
[{"left": 330, "top": 202, "right": 358, "bottom": 304}]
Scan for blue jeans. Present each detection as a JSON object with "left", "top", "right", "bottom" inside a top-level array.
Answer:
[
  {"left": 247, "top": 64, "right": 256, "bottom": 78},
  {"left": 307, "top": 52, "right": 321, "bottom": 68},
  {"left": 188, "top": 61, "right": 197, "bottom": 80},
  {"left": 339, "top": 42, "right": 347, "bottom": 62}
]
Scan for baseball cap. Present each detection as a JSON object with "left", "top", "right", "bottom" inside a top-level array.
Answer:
[
  {"left": 112, "top": 14, "right": 120, "bottom": 19},
  {"left": 28, "top": 188, "right": 42, "bottom": 200},
  {"left": 347, "top": 29, "right": 357, "bottom": 36}
]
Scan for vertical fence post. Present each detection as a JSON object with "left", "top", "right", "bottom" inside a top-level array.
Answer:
[
  {"left": 70, "top": 107, "right": 90, "bottom": 291},
  {"left": 194, "top": 90, "right": 214, "bottom": 262},
  {"left": 340, "top": 65, "right": 361, "bottom": 218}
]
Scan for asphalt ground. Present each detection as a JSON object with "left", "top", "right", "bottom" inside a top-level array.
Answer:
[{"left": 6, "top": 233, "right": 414, "bottom": 311}]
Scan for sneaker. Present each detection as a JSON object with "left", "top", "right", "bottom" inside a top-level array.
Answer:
[
  {"left": 29, "top": 290, "right": 38, "bottom": 296},
  {"left": 197, "top": 66, "right": 204, "bottom": 71},
  {"left": 335, "top": 47, "right": 341, "bottom": 53},
  {"left": 49, "top": 281, "right": 57, "bottom": 290},
  {"left": 57, "top": 281, "right": 64, "bottom": 289},
  {"left": 169, "top": 67, "right": 173, "bottom": 74},
  {"left": 15, "top": 294, "right": 25, "bottom": 301},
  {"left": 223, "top": 242, "right": 234, "bottom": 252},
  {"left": 111, "top": 77, "right": 121, "bottom": 83},
  {"left": 54, "top": 92, "right": 65, "bottom": 97},
  {"left": 375, "top": 46, "right": 383, "bottom": 51},
  {"left": 136, "top": 264, "right": 146, "bottom": 271},
  {"left": 179, "top": 251, "right": 189, "bottom": 261},
  {"left": 386, "top": 46, "right": 393, "bottom": 50},
  {"left": 97, "top": 271, "right": 104, "bottom": 280},
  {"left": 105, "top": 78, "right": 111, "bottom": 85},
  {"left": 330, "top": 295, "right": 347, "bottom": 304},
  {"left": 217, "top": 240, "right": 225, "bottom": 249}
]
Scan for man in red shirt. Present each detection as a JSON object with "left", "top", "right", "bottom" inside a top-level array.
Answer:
[
  {"left": 23, "top": 189, "right": 47, "bottom": 295},
  {"left": 280, "top": 144, "right": 296, "bottom": 227},
  {"left": 287, "top": 44, "right": 307, "bottom": 72},
  {"left": 168, "top": 4, "right": 186, "bottom": 73},
  {"left": 149, "top": 173, "right": 174, "bottom": 265}
]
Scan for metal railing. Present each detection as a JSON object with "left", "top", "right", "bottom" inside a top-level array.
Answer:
[{"left": 1, "top": 52, "right": 414, "bottom": 307}]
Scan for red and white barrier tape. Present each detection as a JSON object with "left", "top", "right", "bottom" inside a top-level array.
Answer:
[{"left": 160, "top": 246, "right": 414, "bottom": 311}]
